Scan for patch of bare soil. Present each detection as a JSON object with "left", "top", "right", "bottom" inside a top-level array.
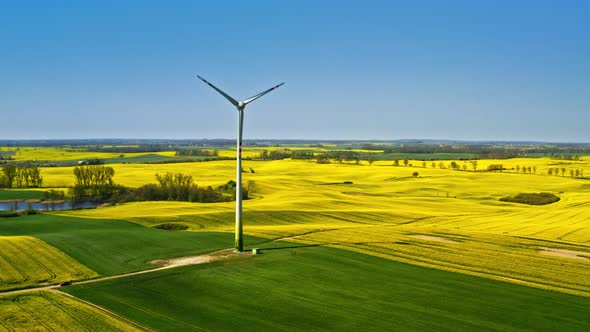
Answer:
[
  {"left": 150, "top": 248, "right": 251, "bottom": 268},
  {"left": 539, "top": 247, "right": 589, "bottom": 260},
  {"left": 410, "top": 235, "right": 457, "bottom": 243}
]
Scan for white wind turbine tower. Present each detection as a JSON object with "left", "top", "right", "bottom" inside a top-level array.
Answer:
[{"left": 197, "top": 75, "right": 285, "bottom": 252}]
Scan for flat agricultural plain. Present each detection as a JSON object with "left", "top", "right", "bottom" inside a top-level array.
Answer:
[{"left": 1, "top": 146, "right": 589, "bottom": 330}]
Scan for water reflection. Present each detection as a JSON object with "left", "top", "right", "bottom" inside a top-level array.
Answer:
[{"left": 0, "top": 201, "right": 100, "bottom": 212}]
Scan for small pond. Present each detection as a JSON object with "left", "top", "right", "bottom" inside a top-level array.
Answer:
[{"left": 0, "top": 201, "right": 100, "bottom": 212}]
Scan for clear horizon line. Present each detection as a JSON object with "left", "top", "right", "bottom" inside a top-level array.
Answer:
[{"left": 0, "top": 137, "right": 589, "bottom": 145}]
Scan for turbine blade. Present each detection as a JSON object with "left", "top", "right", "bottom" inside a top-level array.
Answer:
[
  {"left": 197, "top": 75, "right": 240, "bottom": 108},
  {"left": 242, "top": 82, "right": 285, "bottom": 105}
]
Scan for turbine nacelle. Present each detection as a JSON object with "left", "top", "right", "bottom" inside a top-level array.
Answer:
[{"left": 196, "top": 75, "right": 284, "bottom": 111}]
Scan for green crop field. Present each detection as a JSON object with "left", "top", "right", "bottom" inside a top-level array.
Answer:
[
  {"left": 63, "top": 245, "right": 590, "bottom": 332},
  {"left": 0, "top": 214, "right": 262, "bottom": 277},
  {"left": 0, "top": 291, "right": 143, "bottom": 331},
  {"left": 0, "top": 189, "right": 46, "bottom": 201}
]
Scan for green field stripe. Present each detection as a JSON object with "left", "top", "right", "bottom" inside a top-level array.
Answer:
[{"left": 92, "top": 289, "right": 208, "bottom": 331}]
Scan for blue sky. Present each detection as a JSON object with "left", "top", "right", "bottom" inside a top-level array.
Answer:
[{"left": 1, "top": 0, "right": 589, "bottom": 141}]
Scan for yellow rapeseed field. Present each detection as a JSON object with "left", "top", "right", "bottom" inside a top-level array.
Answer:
[
  {"left": 55, "top": 156, "right": 590, "bottom": 296},
  {"left": 0, "top": 236, "right": 98, "bottom": 291},
  {"left": 0, "top": 291, "right": 141, "bottom": 331},
  {"left": 0, "top": 146, "right": 174, "bottom": 162}
]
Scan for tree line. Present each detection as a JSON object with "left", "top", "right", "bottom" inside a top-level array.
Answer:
[
  {"left": 547, "top": 167, "right": 585, "bottom": 178},
  {"left": 382, "top": 145, "right": 524, "bottom": 159},
  {"left": 126, "top": 175, "right": 245, "bottom": 203},
  {"left": 0, "top": 151, "right": 15, "bottom": 160},
  {"left": 69, "top": 165, "right": 244, "bottom": 203},
  {"left": 84, "top": 144, "right": 172, "bottom": 153},
  {"left": 392, "top": 159, "right": 587, "bottom": 179},
  {"left": 0, "top": 164, "right": 43, "bottom": 188},
  {"left": 175, "top": 149, "right": 219, "bottom": 157},
  {"left": 256, "top": 150, "right": 315, "bottom": 160}
]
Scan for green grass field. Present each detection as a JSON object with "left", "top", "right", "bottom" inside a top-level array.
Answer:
[
  {"left": 0, "top": 291, "right": 142, "bottom": 331},
  {"left": 0, "top": 189, "right": 46, "bottom": 201},
  {"left": 64, "top": 245, "right": 590, "bottom": 332},
  {"left": 0, "top": 214, "right": 262, "bottom": 277}
]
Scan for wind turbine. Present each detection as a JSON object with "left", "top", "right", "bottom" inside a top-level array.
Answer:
[{"left": 197, "top": 75, "right": 284, "bottom": 252}]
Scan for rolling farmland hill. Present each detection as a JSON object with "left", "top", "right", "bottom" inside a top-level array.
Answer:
[
  {"left": 1, "top": 151, "right": 589, "bottom": 330},
  {"left": 60, "top": 157, "right": 590, "bottom": 295}
]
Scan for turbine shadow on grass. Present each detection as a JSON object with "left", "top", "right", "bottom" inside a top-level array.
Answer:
[
  {"left": 253, "top": 243, "right": 324, "bottom": 251},
  {"left": 249, "top": 240, "right": 412, "bottom": 253}
]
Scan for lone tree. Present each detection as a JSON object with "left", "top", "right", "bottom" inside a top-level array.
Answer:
[
  {"left": 412, "top": 171, "right": 419, "bottom": 177},
  {"left": 470, "top": 160, "right": 478, "bottom": 172},
  {"left": 403, "top": 159, "right": 409, "bottom": 167}
]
